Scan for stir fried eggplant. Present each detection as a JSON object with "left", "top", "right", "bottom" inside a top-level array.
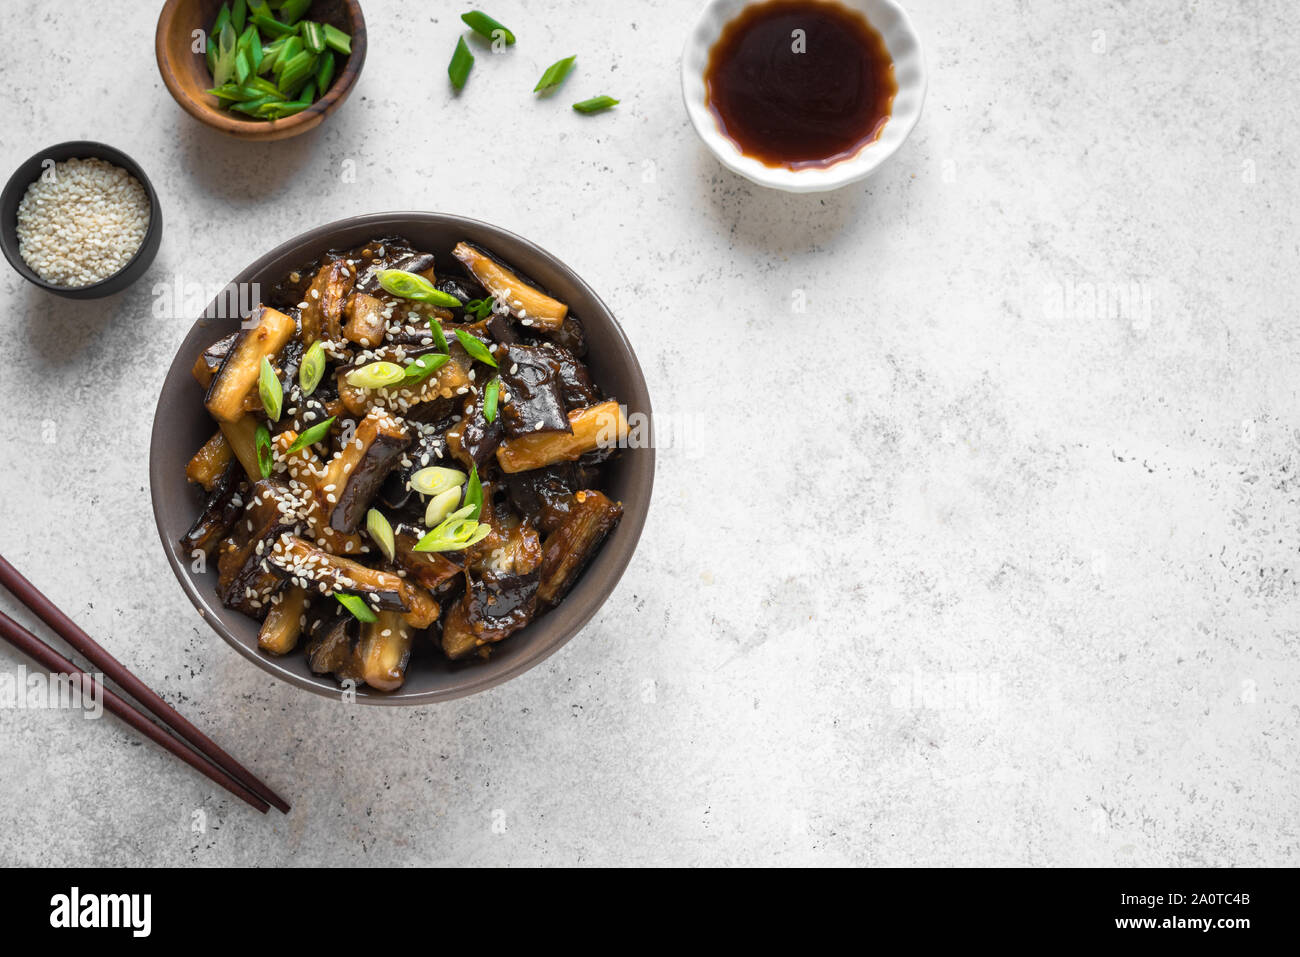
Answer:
[{"left": 184, "top": 237, "right": 629, "bottom": 691}]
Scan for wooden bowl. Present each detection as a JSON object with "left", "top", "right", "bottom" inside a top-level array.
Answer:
[{"left": 155, "top": 0, "right": 367, "bottom": 142}]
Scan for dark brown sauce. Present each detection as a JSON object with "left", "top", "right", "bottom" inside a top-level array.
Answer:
[{"left": 705, "top": 0, "right": 897, "bottom": 170}]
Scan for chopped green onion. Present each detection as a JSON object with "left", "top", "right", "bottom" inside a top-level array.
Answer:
[
  {"left": 454, "top": 329, "right": 498, "bottom": 368},
  {"left": 448, "top": 36, "right": 474, "bottom": 92},
  {"left": 301, "top": 20, "right": 325, "bottom": 54},
  {"left": 483, "top": 377, "right": 500, "bottom": 423},
  {"left": 278, "top": 0, "right": 311, "bottom": 26},
  {"left": 424, "top": 487, "right": 462, "bottom": 526},
  {"left": 277, "top": 49, "right": 317, "bottom": 96},
  {"left": 366, "top": 509, "right": 396, "bottom": 562},
  {"left": 255, "top": 423, "right": 273, "bottom": 478},
  {"left": 213, "top": 23, "right": 238, "bottom": 86},
  {"left": 377, "top": 269, "right": 462, "bottom": 307},
  {"left": 336, "top": 593, "right": 377, "bottom": 623},
  {"left": 231, "top": 0, "right": 247, "bottom": 33},
  {"left": 316, "top": 50, "right": 336, "bottom": 93},
  {"left": 273, "top": 35, "right": 303, "bottom": 74},
  {"left": 429, "top": 318, "right": 449, "bottom": 354},
  {"left": 211, "top": 2, "right": 232, "bottom": 39},
  {"left": 345, "top": 361, "right": 405, "bottom": 389},
  {"left": 464, "top": 297, "right": 495, "bottom": 319},
  {"left": 402, "top": 352, "right": 450, "bottom": 386},
  {"left": 461, "top": 11, "right": 516, "bottom": 45},
  {"left": 249, "top": 12, "right": 293, "bottom": 37},
  {"left": 322, "top": 23, "right": 352, "bottom": 55},
  {"left": 258, "top": 355, "right": 283, "bottom": 421},
  {"left": 233, "top": 49, "right": 251, "bottom": 85},
  {"left": 206, "top": 84, "right": 243, "bottom": 102},
  {"left": 463, "top": 465, "right": 483, "bottom": 520},
  {"left": 534, "top": 55, "right": 576, "bottom": 94},
  {"left": 231, "top": 94, "right": 280, "bottom": 116},
  {"left": 573, "top": 95, "right": 619, "bottom": 114},
  {"left": 411, "top": 512, "right": 492, "bottom": 553},
  {"left": 286, "top": 415, "right": 335, "bottom": 453},
  {"left": 409, "top": 466, "right": 467, "bottom": 497}
]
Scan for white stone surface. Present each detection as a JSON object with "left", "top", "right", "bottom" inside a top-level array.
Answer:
[{"left": 1, "top": 0, "right": 1297, "bottom": 866}]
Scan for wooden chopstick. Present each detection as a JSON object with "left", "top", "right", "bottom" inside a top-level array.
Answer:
[
  {"left": 0, "top": 554, "right": 290, "bottom": 814},
  {"left": 0, "top": 609, "right": 270, "bottom": 813}
]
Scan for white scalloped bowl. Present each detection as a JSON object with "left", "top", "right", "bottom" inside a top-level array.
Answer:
[{"left": 681, "top": 0, "right": 926, "bottom": 192}]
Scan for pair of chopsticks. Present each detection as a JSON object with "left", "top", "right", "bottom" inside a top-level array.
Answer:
[{"left": 0, "top": 554, "right": 289, "bottom": 814}]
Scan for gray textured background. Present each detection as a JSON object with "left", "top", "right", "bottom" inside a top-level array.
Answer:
[{"left": 2, "top": 0, "right": 1297, "bottom": 866}]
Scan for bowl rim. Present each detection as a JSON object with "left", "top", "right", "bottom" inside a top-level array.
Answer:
[
  {"left": 680, "top": 0, "right": 927, "bottom": 192},
  {"left": 148, "top": 211, "right": 655, "bottom": 706},
  {"left": 0, "top": 140, "right": 162, "bottom": 295},
  {"left": 154, "top": 0, "right": 367, "bottom": 139}
]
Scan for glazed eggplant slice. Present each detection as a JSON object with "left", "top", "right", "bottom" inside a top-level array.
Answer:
[
  {"left": 499, "top": 344, "right": 573, "bottom": 438},
  {"left": 299, "top": 259, "right": 355, "bottom": 343},
  {"left": 336, "top": 342, "right": 473, "bottom": 418},
  {"left": 503, "top": 463, "right": 588, "bottom": 534},
  {"left": 447, "top": 385, "right": 504, "bottom": 469},
  {"left": 219, "top": 415, "right": 265, "bottom": 483},
  {"left": 191, "top": 332, "right": 238, "bottom": 388},
  {"left": 273, "top": 429, "right": 364, "bottom": 556},
  {"left": 343, "top": 292, "right": 387, "bottom": 347},
  {"left": 393, "top": 524, "right": 462, "bottom": 592},
  {"left": 266, "top": 534, "right": 408, "bottom": 612},
  {"left": 452, "top": 242, "right": 568, "bottom": 332},
  {"left": 179, "top": 461, "right": 244, "bottom": 556},
  {"left": 186, "top": 430, "right": 234, "bottom": 490},
  {"left": 318, "top": 408, "right": 411, "bottom": 533},
  {"left": 356, "top": 610, "right": 414, "bottom": 691},
  {"left": 258, "top": 587, "right": 309, "bottom": 656},
  {"left": 536, "top": 343, "right": 599, "bottom": 409},
  {"left": 496, "top": 401, "right": 627, "bottom": 473},
  {"left": 204, "top": 305, "right": 297, "bottom": 422},
  {"left": 537, "top": 490, "right": 623, "bottom": 606},
  {"left": 215, "top": 479, "right": 298, "bottom": 617},
  {"left": 305, "top": 614, "right": 361, "bottom": 679},
  {"left": 441, "top": 568, "right": 539, "bottom": 660}
]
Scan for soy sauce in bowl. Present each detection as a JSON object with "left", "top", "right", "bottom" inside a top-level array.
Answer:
[{"left": 704, "top": 0, "right": 897, "bottom": 171}]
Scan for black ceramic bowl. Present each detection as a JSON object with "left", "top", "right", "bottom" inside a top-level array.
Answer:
[
  {"left": 150, "top": 212, "right": 654, "bottom": 705},
  {"left": 0, "top": 141, "right": 162, "bottom": 299}
]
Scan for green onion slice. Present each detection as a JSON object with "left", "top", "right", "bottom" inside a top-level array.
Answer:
[
  {"left": 454, "top": 329, "right": 498, "bottom": 368},
  {"left": 258, "top": 355, "right": 283, "bottom": 421},
  {"left": 322, "top": 23, "right": 352, "bottom": 55},
  {"left": 573, "top": 95, "right": 619, "bottom": 114},
  {"left": 463, "top": 465, "right": 483, "bottom": 521},
  {"left": 255, "top": 423, "right": 274, "bottom": 478},
  {"left": 409, "top": 466, "right": 467, "bottom": 497},
  {"left": 336, "top": 593, "right": 377, "bottom": 623},
  {"left": 286, "top": 415, "right": 335, "bottom": 453},
  {"left": 461, "top": 11, "right": 516, "bottom": 45},
  {"left": 411, "top": 512, "right": 492, "bottom": 553},
  {"left": 429, "top": 318, "right": 449, "bottom": 354},
  {"left": 365, "top": 508, "right": 396, "bottom": 562},
  {"left": 424, "top": 487, "right": 462, "bottom": 527},
  {"left": 300, "top": 338, "right": 327, "bottom": 396},
  {"left": 448, "top": 36, "right": 474, "bottom": 91},
  {"left": 483, "top": 377, "right": 500, "bottom": 423},
  {"left": 377, "top": 269, "right": 462, "bottom": 307},
  {"left": 534, "top": 55, "right": 576, "bottom": 94},
  {"left": 402, "top": 352, "right": 450, "bottom": 386},
  {"left": 345, "top": 361, "right": 405, "bottom": 389},
  {"left": 464, "top": 297, "right": 495, "bottom": 319}
]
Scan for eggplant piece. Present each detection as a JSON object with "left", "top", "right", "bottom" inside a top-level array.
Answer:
[
  {"left": 317, "top": 409, "right": 411, "bottom": 533},
  {"left": 452, "top": 242, "right": 568, "bottom": 332},
  {"left": 502, "top": 463, "right": 589, "bottom": 534},
  {"left": 179, "top": 462, "right": 244, "bottom": 556},
  {"left": 204, "top": 305, "right": 297, "bottom": 423},
  {"left": 219, "top": 415, "right": 264, "bottom": 483},
  {"left": 356, "top": 610, "right": 414, "bottom": 691},
  {"left": 446, "top": 384, "right": 504, "bottom": 469},
  {"left": 191, "top": 332, "right": 238, "bottom": 388},
  {"left": 343, "top": 292, "right": 387, "bottom": 347},
  {"left": 484, "top": 314, "right": 519, "bottom": 347},
  {"left": 258, "top": 586, "right": 309, "bottom": 655},
  {"left": 273, "top": 429, "right": 364, "bottom": 556},
  {"left": 536, "top": 343, "right": 599, "bottom": 409},
  {"left": 380, "top": 428, "right": 452, "bottom": 511},
  {"left": 215, "top": 479, "right": 297, "bottom": 617},
  {"left": 392, "top": 524, "right": 462, "bottom": 592},
  {"left": 538, "top": 314, "right": 587, "bottom": 357},
  {"left": 299, "top": 259, "right": 354, "bottom": 343},
  {"left": 441, "top": 568, "right": 538, "bottom": 660},
  {"left": 495, "top": 401, "right": 627, "bottom": 473},
  {"left": 537, "top": 490, "right": 623, "bottom": 606},
  {"left": 305, "top": 614, "right": 361, "bottom": 678},
  {"left": 499, "top": 344, "right": 573, "bottom": 438},
  {"left": 266, "top": 534, "right": 409, "bottom": 612},
  {"left": 336, "top": 342, "right": 473, "bottom": 418},
  {"left": 186, "top": 430, "right": 233, "bottom": 490}
]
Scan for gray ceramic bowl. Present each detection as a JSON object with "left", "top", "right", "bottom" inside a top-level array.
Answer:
[
  {"left": 149, "top": 212, "right": 654, "bottom": 705},
  {"left": 0, "top": 141, "right": 162, "bottom": 299}
]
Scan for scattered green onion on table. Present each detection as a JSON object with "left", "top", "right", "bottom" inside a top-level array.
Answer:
[{"left": 203, "top": 0, "right": 352, "bottom": 120}]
